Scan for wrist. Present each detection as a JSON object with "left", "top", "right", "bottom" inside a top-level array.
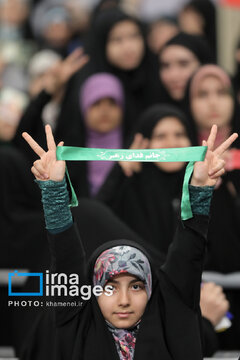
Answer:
[
  {"left": 189, "top": 185, "right": 214, "bottom": 216},
  {"left": 35, "top": 177, "right": 73, "bottom": 232},
  {"left": 190, "top": 176, "right": 214, "bottom": 187}
]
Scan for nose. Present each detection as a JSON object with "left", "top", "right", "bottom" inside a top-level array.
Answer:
[
  {"left": 118, "top": 288, "right": 130, "bottom": 307},
  {"left": 208, "top": 93, "right": 218, "bottom": 107},
  {"left": 167, "top": 66, "right": 181, "bottom": 82},
  {"left": 165, "top": 135, "right": 178, "bottom": 148}
]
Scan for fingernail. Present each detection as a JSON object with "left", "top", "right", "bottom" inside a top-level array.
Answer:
[{"left": 44, "top": 174, "right": 49, "bottom": 179}]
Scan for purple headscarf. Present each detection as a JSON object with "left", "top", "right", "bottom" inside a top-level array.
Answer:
[{"left": 80, "top": 73, "right": 124, "bottom": 196}]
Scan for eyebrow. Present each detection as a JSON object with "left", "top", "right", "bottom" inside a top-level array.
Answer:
[{"left": 107, "top": 279, "right": 143, "bottom": 285}]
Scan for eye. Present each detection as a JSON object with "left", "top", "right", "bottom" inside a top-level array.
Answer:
[
  {"left": 109, "top": 36, "right": 122, "bottom": 43},
  {"left": 106, "top": 284, "right": 116, "bottom": 292},
  {"left": 160, "top": 62, "right": 170, "bottom": 70},
  {"left": 197, "top": 90, "right": 208, "bottom": 98},
  {"left": 129, "top": 31, "right": 141, "bottom": 39},
  {"left": 131, "top": 283, "right": 144, "bottom": 291},
  {"left": 178, "top": 60, "right": 190, "bottom": 68},
  {"left": 218, "top": 88, "right": 229, "bottom": 96},
  {"left": 175, "top": 132, "right": 187, "bottom": 138},
  {"left": 151, "top": 133, "right": 165, "bottom": 140}
]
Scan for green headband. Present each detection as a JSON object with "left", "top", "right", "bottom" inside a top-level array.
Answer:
[{"left": 56, "top": 145, "right": 207, "bottom": 220}]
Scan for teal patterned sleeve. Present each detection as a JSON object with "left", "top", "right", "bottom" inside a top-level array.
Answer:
[
  {"left": 189, "top": 185, "right": 214, "bottom": 216},
  {"left": 36, "top": 177, "right": 73, "bottom": 234}
]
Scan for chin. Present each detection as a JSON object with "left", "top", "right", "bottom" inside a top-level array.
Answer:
[
  {"left": 121, "top": 59, "right": 142, "bottom": 70},
  {"left": 97, "top": 125, "right": 114, "bottom": 133},
  {"left": 170, "top": 92, "right": 184, "bottom": 101},
  {"left": 113, "top": 320, "right": 136, "bottom": 329}
]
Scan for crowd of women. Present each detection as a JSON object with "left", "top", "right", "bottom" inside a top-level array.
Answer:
[{"left": 1, "top": 0, "right": 240, "bottom": 358}]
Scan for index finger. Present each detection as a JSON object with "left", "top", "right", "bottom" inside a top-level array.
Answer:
[
  {"left": 215, "top": 133, "right": 238, "bottom": 156},
  {"left": 45, "top": 125, "right": 56, "bottom": 151},
  {"left": 206, "top": 124, "right": 217, "bottom": 151},
  {"left": 130, "top": 133, "right": 144, "bottom": 149},
  {"left": 22, "top": 132, "right": 45, "bottom": 157}
]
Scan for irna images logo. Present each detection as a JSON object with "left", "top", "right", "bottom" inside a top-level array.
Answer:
[
  {"left": 8, "top": 270, "right": 113, "bottom": 299},
  {"left": 8, "top": 270, "right": 43, "bottom": 296}
]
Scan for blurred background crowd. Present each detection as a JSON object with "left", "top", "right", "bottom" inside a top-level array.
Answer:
[{"left": 1, "top": 0, "right": 240, "bottom": 358}]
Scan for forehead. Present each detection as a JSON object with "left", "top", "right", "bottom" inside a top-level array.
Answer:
[
  {"left": 109, "top": 20, "right": 140, "bottom": 36},
  {"left": 160, "top": 45, "right": 197, "bottom": 62},
  {"left": 196, "top": 75, "right": 225, "bottom": 89},
  {"left": 152, "top": 116, "right": 184, "bottom": 133},
  {"left": 108, "top": 273, "right": 141, "bottom": 283}
]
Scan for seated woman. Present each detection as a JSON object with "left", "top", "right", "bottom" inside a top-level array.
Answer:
[
  {"left": 13, "top": 55, "right": 125, "bottom": 197},
  {"left": 158, "top": 32, "right": 213, "bottom": 107},
  {"left": 58, "top": 7, "right": 162, "bottom": 141},
  {"left": 77, "top": 72, "right": 125, "bottom": 197},
  {"left": 22, "top": 124, "right": 236, "bottom": 359},
  {"left": 186, "top": 64, "right": 240, "bottom": 349},
  {"left": 98, "top": 104, "right": 195, "bottom": 251}
]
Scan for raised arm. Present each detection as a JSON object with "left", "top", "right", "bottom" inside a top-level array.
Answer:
[
  {"left": 162, "top": 125, "right": 238, "bottom": 309},
  {"left": 23, "top": 126, "right": 87, "bottom": 322},
  {"left": 14, "top": 49, "right": 89, "bottom": 159}
]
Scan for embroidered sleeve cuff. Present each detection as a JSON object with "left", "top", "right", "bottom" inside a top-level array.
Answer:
[
  {"left": 35, "top": 178, "right": 73, "bottom": 233},
  {"left": 189, "top": 185, "right": 214, "bottom": 216}
]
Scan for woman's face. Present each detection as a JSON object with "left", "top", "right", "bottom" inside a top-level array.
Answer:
[
  {"left": 159, "top": 45, "right": 200, "bottom": 100},
  {"left": 148, "top": 21, "right": 179, "bottom": 54},
  {"left": 191, "top": 76, "right": 234, "bottom": 131},
  {"left": 106, "top": 20, "right": 145, "bottom": 70},
  {"left": 149, "top": 116, "right": 191, "bottom": 172},
  {"left": 85, "top": 97, "right": 123, "bottom": 133},
  {"left": 178, "top": 8, "right": 205, "bottom": 36},
  {"left": 98, "top": 273, "right": 148, "bottom": 329}
]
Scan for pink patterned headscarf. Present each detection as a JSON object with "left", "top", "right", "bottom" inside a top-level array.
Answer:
[{"left": 190, "top": 64, "right": 232, "bottom": 100}]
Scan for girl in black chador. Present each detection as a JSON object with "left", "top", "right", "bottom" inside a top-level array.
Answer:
[{"left": 21, "top": 123, "right": 237, "bottom": 359}]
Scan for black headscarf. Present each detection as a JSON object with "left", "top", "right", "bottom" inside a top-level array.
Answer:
[
  {"left": 161, "top": 32, "right": 214, "bottom": 65},
  {"left": 98, "top": 104, "right": 194, "bottom": 253},
  {"left": 87, "top": 8, "right": 162, "bottom": 128},
  {"left": 180, "top": 0, "right": 217, "bottom": 60},
  {"left": 136, "top": 103, "right": 195, "bottom": 142},
  {"left": 158, "top": 32, "right": 214, "bottom": 107},
  {"left": 56, "top": 7, "right": 162, "bottom": 150}
]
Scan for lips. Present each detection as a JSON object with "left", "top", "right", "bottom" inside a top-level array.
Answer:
[
  {"left": 114, "top": 312, "right": 133, "bottom": 318},
  {"left": 210, "top": 113, "right": 220, "bottom": 118}
]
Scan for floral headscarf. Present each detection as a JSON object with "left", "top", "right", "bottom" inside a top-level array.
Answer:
[
  {"left": 93, "top": 245, "right": 152, "bottom": 360},
  {"left": 93, "top": 245, "right": 152, "bottom": 299},
  {"left": 107, "top": 320, "right": 140, "bottom": 360}
]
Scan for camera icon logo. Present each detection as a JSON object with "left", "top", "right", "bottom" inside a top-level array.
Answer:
[{"left": 8, "top": 270, "right": 43, "bottom": 296}]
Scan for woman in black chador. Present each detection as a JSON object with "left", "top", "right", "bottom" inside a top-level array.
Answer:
[
  {"left": 57, "top": 7, "right": 162, "bottom": 143},
  {"left": 97, "top": 104, "right": 196, "bottom": 253}
]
